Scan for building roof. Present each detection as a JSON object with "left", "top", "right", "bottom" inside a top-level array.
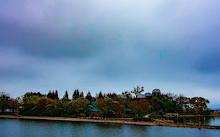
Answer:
[
  {"left": 152, "top": 89, "right": 161, "bottom": 93},
  {"left": 91, "top": 108, "right": 100, "bottom": 112},
  {"left": 145, "top": 92, "right": 152, "bottom": 96},
  {"left": 91, "top": 101, "right": 97, "bottom": 105},
  {"left": 125, "top": 108, "right": 133, "bottom": 112},
  {"left": 88, "top": 105, "right": 96, "bottom": 109},
  {"left": 136, "top": 93, "right": 146, "bottom": 99},
  {"left": 104, "top": 110, "right": 114, "bottom": 113}
]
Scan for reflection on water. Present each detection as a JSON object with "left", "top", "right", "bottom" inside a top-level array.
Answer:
[
  {"left": 0, "top": 118, "right": 220, "bottom": 137},
  {"left": 167, "top": 116, "right": 220, "bottom": 126}
]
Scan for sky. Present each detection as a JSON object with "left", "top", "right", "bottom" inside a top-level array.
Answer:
[{"left": 0, "top": 0, "right": 220, "bottom": 107}]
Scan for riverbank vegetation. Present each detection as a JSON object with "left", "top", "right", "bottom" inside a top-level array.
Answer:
[{"left": 0, "top": 86, "right": 213, "bottom": 120}]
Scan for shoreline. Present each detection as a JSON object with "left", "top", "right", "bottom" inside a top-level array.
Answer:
[
  {"left": 1, "top": 115, "right": 220, "bottom": 129},
  {"left": 179, "top": 115, "right": 220, "bottom": 117}
]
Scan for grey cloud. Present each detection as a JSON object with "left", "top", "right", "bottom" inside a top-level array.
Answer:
[
  {"left": 0, "top": 21, "right": 104, "bottom": 58},
  {"left": 1, "top": 0, "right": 220, "bottom": 59},
  {"left": 0, "top": 47, "right": 42, "bottom": 81},
  {"left": 194, "top": 49, "right": 220, "bottom": 73},
  {"left": 0, "top": 0, "right": 220, "bottom": 104}
]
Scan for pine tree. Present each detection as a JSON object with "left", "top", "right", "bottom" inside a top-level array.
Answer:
[
  {"left": 64, "top": 91, "right": 69, "bottom": 100},
  {"left": 85, "top": 91, "right": 92, "bottom": 101},
  {"left": 79, "top": 91, "right": 84, "bottom": 98},
  {"left": 72, "top": 89, "right": 79, "bottom": 100},
  {"left": 52, "top": 91, "right": 55, "bottom": 99},
  {"left": 55, "top": 90, "right": 59, "bottom": 100},
  {"left": 47, "top": 90, "right": 52, "bottom": 99},
  {"left": 98, "top": 91, "right": 103, "bottom": 99}
]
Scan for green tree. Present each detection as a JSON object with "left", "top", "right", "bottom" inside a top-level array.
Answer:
[
  {"left": 79, "top": 91, "right": 84, "bottom": 98},
  {"left": 85, "top": 91, "right": 92, "bottom": 101},
  {"left": 151, "top": 97, "right": 163, "bottom": 112},
  {"left": 52, "top": 91, "right": 55, "bottom": 99},
  {"left": 55, "top": 90, "right": 59, "bottom": 100},
  {"left": 98, "top": 91, "right": 104, "bottom": 99},
  {"left": 47, "top": 90, "right": 52, "bottom": 99},
  {"left": 70, "top": 97, "right": 89, "bottom": 116},
  {"left": 23, "top": 92, "right": 45, "bottom": 100},
  {"left": 103, "top": 98, "right": 117, "bottom": 112},
  {"left": 63, "top": 91, "right": 69, "bottom": 100},
  {"left": 106, "top": 93, "right": 118, "bottom": 99},
  {"left": 72, "top": 89, "right": 79, "bottom": 100},
  {"left": 0, "top": 92, "right": 11, "bottom": 111},
  {"left": 20, "top": 95, "right": 41, "bottom": 115}
]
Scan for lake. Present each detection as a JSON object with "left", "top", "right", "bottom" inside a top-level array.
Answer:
[
  {"left": 168, "top": 116, "right": 220, "bottom": 126},
  {"left": 0, "top": 118, "right": 220, "bottom": 137}
]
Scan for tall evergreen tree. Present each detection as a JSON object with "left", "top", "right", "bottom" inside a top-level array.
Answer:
[
  {"left": 64, "top": 91, "right": 69, "bottom": 100},
  {"left": 55, "top": 90, "right": 59, "bottom": 100},
  {"left": 79, "top": 91, "right": 84, "bottom": 98},
  {"left": 107, "top": 93, "right": 117, "bottom": 99},
  {"left": 72, "top": 89, "right": 79, "bottom": 100},
  {"left": 98, "top": 91, "right": 103, "bottom": 99},
  {"left": 47, "top": 90, "right": 52, "bottom": 99},
  {"left": 103, "top": 93, "right": 107, "bottom": 98},
  {"left": 52, "top": 91, "right": 55, "bottom": 99},
  {"left": 85, "top": 91, "right": 92, "bottom": 101},
  {"left": 0, "top": 92, "right": 11, "bottom": 111}
]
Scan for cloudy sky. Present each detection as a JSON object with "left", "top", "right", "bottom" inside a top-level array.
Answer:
[{"left": 0, "top": 0, "right": 220, "bottom": 106}]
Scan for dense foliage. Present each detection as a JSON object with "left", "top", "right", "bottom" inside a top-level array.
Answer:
[{"left": 0, "top": 87, "right": 211, "bottom": 118}]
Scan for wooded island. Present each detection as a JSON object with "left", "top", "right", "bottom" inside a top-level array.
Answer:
[{"left": 0, "top": 86, "right": 213, "bottom": 120}]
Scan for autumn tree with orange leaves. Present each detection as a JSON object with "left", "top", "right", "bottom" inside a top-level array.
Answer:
[{"left": 129, "top": 99, "right": 150, "bottom": 117}]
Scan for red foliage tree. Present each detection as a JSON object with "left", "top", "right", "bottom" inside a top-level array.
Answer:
[
  {"left": 129, "top": 99, "right": 150, "bottom": 116},
  {"left": 9, "top": 99, "right": 19, "bottom": 110},
  {"left": 37, "top": 98, "right": 47, "bottom": 110}
]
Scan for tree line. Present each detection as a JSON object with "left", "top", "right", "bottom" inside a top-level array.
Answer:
[{"left": 0, "top": 86, "right": 211, "bottom": 118}]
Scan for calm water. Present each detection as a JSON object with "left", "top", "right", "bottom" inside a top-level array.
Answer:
[
  {"left": 170, "top": 116, "right": 220, "bottom": 126},
  {"left": 0, "top": 119, "right": 220, "bottom": 137},
  {"left": 208, "top": 117, "right": 220, "bottom": 126}
]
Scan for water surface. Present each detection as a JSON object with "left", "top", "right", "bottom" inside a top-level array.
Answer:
[
  {"left": 0, "top": 118, "right": 220, "bottom": 137},
  {"left": 169, "top": 116, "right": 220, "bottom": 126}
]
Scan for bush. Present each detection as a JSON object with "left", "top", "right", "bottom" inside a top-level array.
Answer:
[
  {"left": 149, "top": 112, "right": 157, "bottom": 119},
  {"left": 158, "top": 110, "right": 164, "bottom": 116},
  {"left": 0, "top": 112, "right": 16, "bottom": 116},
  {"left": 149, "top": 111, "right": 164, "bottom": 119}
]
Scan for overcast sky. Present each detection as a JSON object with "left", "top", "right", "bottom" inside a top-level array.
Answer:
[{"left": 0, "top": 0, "right": 220, "bottom": 106}]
